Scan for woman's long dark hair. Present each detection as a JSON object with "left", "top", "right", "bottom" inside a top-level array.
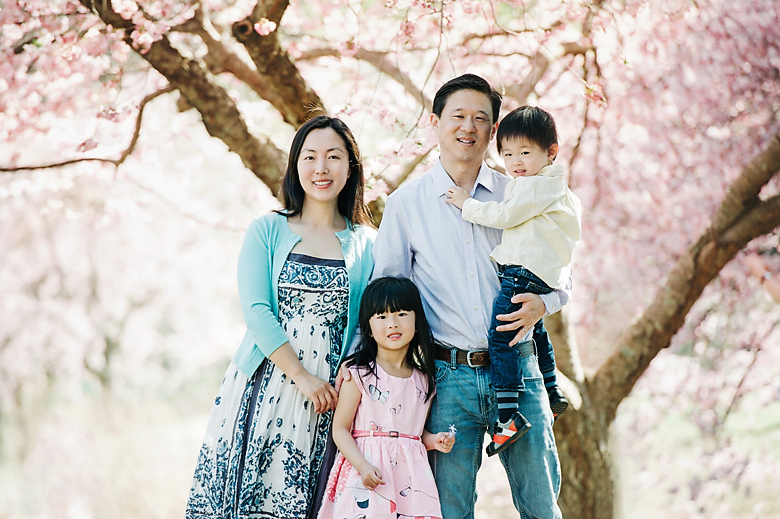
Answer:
[
  {"left": 344, "top": 277, "right": 437, "bottom": 402},
  {"left": 275, "top": 115, "right": 372, "bottom": 226}
]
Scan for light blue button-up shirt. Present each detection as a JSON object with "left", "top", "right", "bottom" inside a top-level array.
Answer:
[{"left": 372, "top": 159, "right": 569, "bottom": 351}]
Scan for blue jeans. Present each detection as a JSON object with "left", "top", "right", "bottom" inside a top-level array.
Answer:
[
  {"left": 489, "top": 265, "right": 555, "bottom": 392},
  {"left": 427, "top": 346, "right": 562, "bottom": 519}
]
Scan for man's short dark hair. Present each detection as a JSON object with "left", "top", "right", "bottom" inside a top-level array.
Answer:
[
  {"left": 496, "top": 106, "right": 558, "bottom": 154},
  {"left": 432, "top": 74, "right": 502, "bottom": 124}
]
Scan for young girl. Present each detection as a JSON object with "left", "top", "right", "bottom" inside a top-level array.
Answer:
[{"left": 318, "top": 276, "right": 455, "bottom": 519}]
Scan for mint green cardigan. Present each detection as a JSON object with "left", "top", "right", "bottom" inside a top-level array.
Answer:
[{"left": 232, "top": 212, "right": 376, "bottom": 376}]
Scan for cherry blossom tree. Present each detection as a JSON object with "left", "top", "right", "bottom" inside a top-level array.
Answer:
[{"left": 2, "top": 0, "right": 779, "bottom": 517}]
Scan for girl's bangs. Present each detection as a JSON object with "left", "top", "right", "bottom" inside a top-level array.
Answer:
[{"left": 364, "top": 281, "right": 420, "bottom": 316}]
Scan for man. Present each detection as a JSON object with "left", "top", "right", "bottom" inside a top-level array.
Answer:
[{"left": 371, "top": 74, "right": 565, "bottom": 518}]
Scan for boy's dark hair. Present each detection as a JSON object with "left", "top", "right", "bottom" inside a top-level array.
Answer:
[
  {"left": 496, "top": 106, "right": 558, "bottom": 155},
  {"left": 432, "top": 73, "right": 502, "bottom": 124},
  {"left": 345, "top": 277, "right": 437, "bottom": 402},
  {"left": 276, "top": 115, "right": 372, "bottom": 227}
]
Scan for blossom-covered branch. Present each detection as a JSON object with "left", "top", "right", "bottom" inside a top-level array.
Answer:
[
  {"left": 594, "top": 134, "right": 780, "bottom": 422},
  {"left": 0, "top": 86, "right": 174, "bottom": 173}
]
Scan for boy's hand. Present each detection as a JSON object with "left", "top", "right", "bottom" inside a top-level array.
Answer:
[
  {"left": 432, "top": 431, "right": 456, "bottom": 453},
  {"left": 444, "top": 186, "right": 470, "bottom": 209},
  {"left": 359, "top": 465, "right": 385, "bottom": 490}
]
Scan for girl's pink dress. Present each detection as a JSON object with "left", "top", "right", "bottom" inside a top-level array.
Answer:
[{"left": 318, "top": 363, "right": 442, "bottom": 519}]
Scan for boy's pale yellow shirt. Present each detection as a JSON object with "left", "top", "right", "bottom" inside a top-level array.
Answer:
[{"left": 460, "top": 164, "right": 582, "bottom": 290}]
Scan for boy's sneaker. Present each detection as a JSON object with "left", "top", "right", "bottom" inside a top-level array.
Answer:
[
  {"left": 548, "top": 387, "right": 569, "bottom": 421},
  {"left": 486, "top": 412, "right": 531, "bottom": 457}
]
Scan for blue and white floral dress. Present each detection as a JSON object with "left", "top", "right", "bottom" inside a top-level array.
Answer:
[{"left": 186, "top": 253, "right": 348, "bottom": 519}]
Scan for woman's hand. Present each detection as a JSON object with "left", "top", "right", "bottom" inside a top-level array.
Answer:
[
  {"left": 359, "top": 464, "right": 385, "bottom": 490},
  {"left": 268, "top": 343, "right": 338, "bottom": 413},
  {"left": 295, "top": 371, "right": 339, "bottom": 414},
  {"left": 495, "top": 292, "right": 545, "bottom": 346}
]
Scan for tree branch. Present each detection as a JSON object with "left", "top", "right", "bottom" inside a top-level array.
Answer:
[
  {"left": 297, "top": 47, "right": 432, "bottom": 110},
  {"left": 233, "top": 1, "right": 325, "bottom": 126},
  {"left": 389, "top": 147, "right": 434, "bottom": 191},
  {"left": 174, "top": 8, "right": 295, "bottom": 126},
  {"left": 503, "top": 52, "right": 550, "bottom": 105},
  {"left": 80, "top": 0, "right": 287, "bottom": 193},
  {"left": 0, "top": 86, "right": 174, "bottom": 173},
  {"left": 252, "top": 0, "right": 289, "bottom": 24},
  {"left": 593, "top": 134, "right": 780, "bottom": 421}
]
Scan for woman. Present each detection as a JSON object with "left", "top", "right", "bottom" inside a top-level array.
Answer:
[{"left": 186, "top": 116, "right": 375, "bottom": 519}]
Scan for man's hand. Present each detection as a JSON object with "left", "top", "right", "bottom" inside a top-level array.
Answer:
[
  {"left": 495, "top": 292, "right": 545, "bottom": 346},
  {"left": 444, "top": 186, "right": 471, "bottom": 209}
]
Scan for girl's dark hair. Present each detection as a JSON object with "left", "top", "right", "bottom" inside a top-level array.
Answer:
[
  {"left": 344, "top": 277, "right": 437, "bottom": 402},
  {"left": 276, "top": 115, "right": 372, "bottom": 226},
  {"left": 496, "top": 106, "right": 558, "bottom": 155}
]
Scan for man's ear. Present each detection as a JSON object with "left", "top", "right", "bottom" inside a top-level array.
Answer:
[
  {"left": 490, "top": 121, "right": 498, "bottom": 141},
  {"left": 430, "top": 112, "right": 439, "bottom": 130},
  {"left": 547, "top": 143, "right": 559, "bottom": 162}
]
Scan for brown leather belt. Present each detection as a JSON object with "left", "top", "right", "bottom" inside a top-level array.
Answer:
[
  {"left": 435, "top": 347, "right": 490, "bottom": 367},
  {"left": 435, "top": 341, "right": 536, "bottom": 368}
]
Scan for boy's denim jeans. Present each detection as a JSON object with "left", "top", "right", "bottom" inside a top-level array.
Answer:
[
  {"left": 489, "top": 264, "right": 555, "bottom": 392},
  {"left": 427, "top": 349, "right": 562, "bottom": 518}
]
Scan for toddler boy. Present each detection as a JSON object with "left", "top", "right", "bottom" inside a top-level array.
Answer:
[{"left": 445, "top": 106, "right": 581, "bottom": 456}]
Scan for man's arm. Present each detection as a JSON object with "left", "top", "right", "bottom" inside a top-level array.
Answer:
[
  {"left": 371, "top": 193, "right": 414, "bottom": 279},
  {"left": 339, "top": 194, "right": 413, "bottom": 388}
]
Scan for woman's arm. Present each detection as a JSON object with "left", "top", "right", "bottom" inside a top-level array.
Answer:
[
  {"left": 331, "top": 378, "right": 384, "bottom": 490},
  {"left": 238, "top": 218, "right": 337, "bottom": 411},
  {"left": 237, "top": 218, "right": 291, "bottom": 358}
]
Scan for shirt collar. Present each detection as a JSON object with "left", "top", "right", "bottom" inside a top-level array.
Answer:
[
  {"left": 431, "top": 158, "right": 498, "bottom": 197},
  {"left": 538, "top": 164, "right": 564, "bottom": 178}
]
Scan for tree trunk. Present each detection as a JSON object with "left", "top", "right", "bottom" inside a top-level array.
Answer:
[
  {"left": 555, "top": 397, "right": 614, "bottom": 519},
  {"left": 549, "top": 134, "right": 780, "bottom": 519}
]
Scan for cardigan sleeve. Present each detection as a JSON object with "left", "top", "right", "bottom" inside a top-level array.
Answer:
[{"left": 236, "top": 218, "right": 290, "bottom": 359}]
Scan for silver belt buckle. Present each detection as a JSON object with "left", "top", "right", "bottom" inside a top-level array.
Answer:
[{"left": 466, "top": 350, "right": 480, "bottom": 368}]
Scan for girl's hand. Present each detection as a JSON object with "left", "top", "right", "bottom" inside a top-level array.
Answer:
[
  {"left": 359, "top": 465, "right": 385, "bottom": 490},
  {"left": 444, "top": 186, "right": 470, "bottom": 209},
  {"left": 295, "top": 371, "right": 338, "bottom": 413},
  {"left": 432, "top": 431, "right": 456, "bottom": 453}
]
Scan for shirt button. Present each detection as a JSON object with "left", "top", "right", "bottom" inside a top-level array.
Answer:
[
  {"left": 466, "top": 239, "right": 471, "bottom": 243},
  {"left": 474, "top": 305, "right": 479, "bottom": 310},
  {"left": 470, "top": 272, "right": 475, "bottom": 277},
  {"left": 480, "top": 339, "right": 485, "bottom": 344}
]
